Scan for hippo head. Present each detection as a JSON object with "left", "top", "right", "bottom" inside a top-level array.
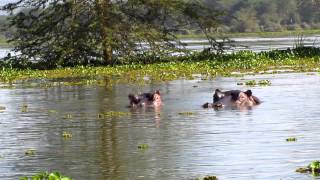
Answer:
[
  {"left": 203, "top": 89, "right": 260, "bottom": 109},
  {"left": 128, "top": 90, "right": 162, "bottom": 107}
]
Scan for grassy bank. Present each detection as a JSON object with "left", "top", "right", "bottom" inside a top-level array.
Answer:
[
  {"left": 0, "top": 47, "right": 319, "bottom": 87},
  {"left": 0, "top": 35, "right": 11, "bottom": 47}
]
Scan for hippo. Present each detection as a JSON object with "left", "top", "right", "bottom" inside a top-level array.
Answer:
[
  {"left": 203, "top": 89, "right": 261, "bottom": 109},
  {"left": 128, "top": 90, "right": 162, "bottom": 107}
]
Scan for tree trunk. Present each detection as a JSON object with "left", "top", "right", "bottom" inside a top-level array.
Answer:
[
  {"left": 103, "top": 45, "right": 113, "bottom": 65},
  {"left": 96, "top": 0, "right": 113, "bottom": 65}
]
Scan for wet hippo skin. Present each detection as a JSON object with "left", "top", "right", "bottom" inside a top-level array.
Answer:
[
  {"left": 128, "top": 90, "right": 162, "bottom": 107},
  {"left": 203, "top": 89, "right": 261, "bottom": 109}
]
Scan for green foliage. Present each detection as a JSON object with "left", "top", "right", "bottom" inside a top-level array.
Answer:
[
  {"left": 258, "top": 80, "right": 271, "bottom": 86},
  {"left": 178, "top": 112, "right": 197, "bottom": 116},
  {"left": 309, "top": 161, "right": 320, "bottom": 175},
  {"left": 2, "top": 0, "right": 222, "bottom": 67},
  {"left": 24, "top": 149, "right": 35, "bottom": 156},
  {"left": 296, "top": 160, "right": 320, "bottom": 176},
  {"left": 137, "top": 144, "right": 149, "bottom": 150},
  {"left": 286, "top": 137, "right": 297, "bottom": 142},
  {"left": 19, "top": 171, "right": 71, "bottom": 180},
  {"left": 245, "top": 80, "right": 257, "bottom": 86}
]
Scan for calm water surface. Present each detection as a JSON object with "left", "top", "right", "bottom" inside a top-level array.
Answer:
[
  {"left": 1, "top": 73, "right": 320, "bottom": 180},
  {"left": 1, "top": 35, "right": 320, "bottom": 58}
]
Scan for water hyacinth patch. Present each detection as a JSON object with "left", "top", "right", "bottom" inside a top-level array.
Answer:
[
  {"left": 62, "top": 114, "right": 73, "bottom": 119},
  {"left": 296, "top": 160, "right": 320, "bottom": 176},
  {"left": 103, "top": 111, "right": 130, "bottom": 118},
  {"left": 196, "top": 175, "right": 218, "bottom": 180},
  {"left": 258, "top": 80, "right": 271, "bottom": 86},
  {"left": 21, "top": 104, "right": 28, "bottom": 112},
  {"left": 178, "top": 112, "right": 197, "bottom": 116},
  {"left": 25, "top": 149, "right": 35, "bottom": 156},
  {"left": 137, "top": 144, "right": 149, "bottom": 150},
  {"left": 0, "top": 48, "right": 319, "bottom": 87},
  {"left": 19, "top": 171, "right": 72, "bottom": 180},
  {"left": 245, "top": 80, "right": 257, "bottom": 86},
  {"left": 286, "top": 137, "right": 297, "bottom": 142},
  {"left": 62, "top": 132, "right": 72, "bottom": 139}
]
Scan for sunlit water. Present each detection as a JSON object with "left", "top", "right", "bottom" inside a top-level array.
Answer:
[{"left": 0, "top": 73, "right": 320, "bottom": 179}]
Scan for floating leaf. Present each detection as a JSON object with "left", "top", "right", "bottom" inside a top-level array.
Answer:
[
  {"left": 62, "top": 132, "right": 73, "bottom": 139},
  {"left": 25, "top": 149, "right": 35, "bottom": 156},
  {"left": 286, "top": 137, "right": 297, "bottom": 142},
  {"left": 138, "top": 144, "right": 149, "bottom": 150},
  {"left": 178, "top": 112, "right": 196, "bottom": 116}
]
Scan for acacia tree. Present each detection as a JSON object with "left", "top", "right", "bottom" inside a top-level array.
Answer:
[{"left": 2, "top": 0, "right": 222, "bottom": 68}]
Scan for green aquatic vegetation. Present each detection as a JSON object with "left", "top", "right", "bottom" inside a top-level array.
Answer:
[
  {"left": 21, "top": 104, "right": 28, "bottom": 112},
  {"left": 245, "top": 80, "right": 257, "bottom": 86},
  {"left": 258, "top": 80, "right": 271, "bottom": 86},
  {"left": 178, "top": 112, "right": 197, "bottom": 116},
  {"left": 138, "top": 144, "right": 149, "bottom": 150},
  {"left": 19, "top": 171, "right": 72, "bottom": 180},
  {"left": 296, "top": 161, "right": 320, "bottom": 176},
  {"left": 0, "top": 48, "right": 319, "bottom": 86},
  {"left": 286, "top": 137, "right": 297, "bottom": 142},
  {"left": 103, "top": 111, "right": 130, "bottom": 118},
  {"left": 62, "top": 131, "right": 72, "bottom": 139},
  {"left": 309, "top": 161, "right": 320, "bottom": 175},
  {"left": 63, "top": 114, "right": 73, "bottom": 119},
  {"left": 196, "top": 176, "right": 218, "bottom": 180},
  {"left": 97, "top": 113, "right": 104, "bottom": 119},
  {"left": 25, "top": 149, "right": 35, "bottom": 156},
  {"left": 48, "top": 110, "right": 57, "bottom": 114}
]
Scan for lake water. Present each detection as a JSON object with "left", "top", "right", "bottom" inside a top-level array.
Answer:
[
  {"left": 1, "top": 72, "right": 320, "bottom": 179},
  {"left": 182, "top": 35, "right": 320, "bottom": 52},
  {"left": 1, "top": 35, "right": 320, "bottom": 59}
]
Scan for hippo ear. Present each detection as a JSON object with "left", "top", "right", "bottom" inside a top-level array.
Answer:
[
  {"left": 155, "top": 90, "right": 160, "bottom": 95},
  {"left": 214, "top": 89, "right": 224, "bottom": 98},
  {"left": 213, "top": 89, "right": 224, "bottom": 103},
  {"left": 244, "top": 90, "right": 252, "bottom": 97}
]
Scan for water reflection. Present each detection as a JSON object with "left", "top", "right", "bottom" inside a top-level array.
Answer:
[{"left": 0, "top": 73, "right": 320, "bottom": 179}]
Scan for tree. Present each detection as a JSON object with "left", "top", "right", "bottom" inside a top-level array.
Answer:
[{"left": 1, "top": 0, "right": 222, "bottom": 68}]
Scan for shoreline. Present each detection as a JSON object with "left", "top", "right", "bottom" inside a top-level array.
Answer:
[{"left": 0, "top": 48, "right": 319, "bottom": 87}]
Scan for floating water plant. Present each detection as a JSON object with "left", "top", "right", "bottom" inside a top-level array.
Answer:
[
  {"left": 25, "top": 149, "right": 35, "bottom": 156},
  {"left": 0, "top": 48, "right": 319, "bottom": 87},
  {"left": 138, "top": 144, "right": 149, "bottom": 150},
  {"left": 245, "top": 80, "right": 257, "bottom": 86},
  {"left": 178, "top": 112, "right": 197, "bottom": 116},
  {"left": 62, "top": 131, "right": 72, "bottom": 139},
  {"left": 296, "top": 160, "right": 320, "bottom": 176},
  {"left": 48, "top": 110, "right": 57, "bottom": 114},
  {"left": 286, "top": 137, "right": 297, "bottom": 142},
  {"left": 103, "top": 111, "right": 130, "bottom": 118},
  {"left": 63, "top": 114, "right": 73, "bottom": 119},
  {"left": 97, "top": 113, "right": 104, "bottom": 119},
  {"left": 196, "top": 175, "right": 218, "bottom": 180},
  {"left": 19, "top": 171, "right": 72, "bottom": 180},
  {"left": 258, "top": 80, "right": 271, "bottom": 86},
  {"left": 21, "top": 104, "right": 28, "bottom": 112}
]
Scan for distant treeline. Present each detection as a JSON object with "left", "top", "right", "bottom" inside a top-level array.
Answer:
[{"left": 204, "top": 0, "right": 320, "bottom": 33}]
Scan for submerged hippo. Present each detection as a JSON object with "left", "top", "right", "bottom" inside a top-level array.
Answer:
[
  {"left": 128, "top": 90, "right": 162, "bottom": 107},
  {"left": 203, "top": 89, "right": 261, "bottom": 108}
]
